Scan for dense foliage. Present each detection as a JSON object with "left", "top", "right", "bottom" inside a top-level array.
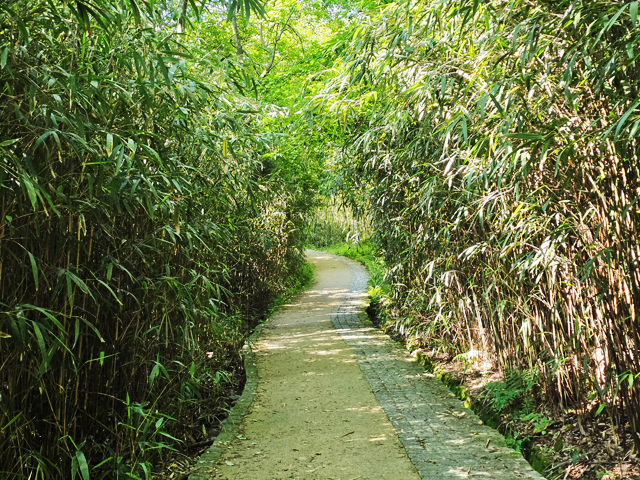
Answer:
[
  {"left": 320, "top": 0, "right": 640, "bottom": 451},
  {"left": 0, "top": 0, "right": 319, "bottom": 477}
]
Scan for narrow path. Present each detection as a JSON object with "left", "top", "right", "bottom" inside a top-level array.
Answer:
[{"left": 199, "top": 251, "right": 545, "bottom": 480}]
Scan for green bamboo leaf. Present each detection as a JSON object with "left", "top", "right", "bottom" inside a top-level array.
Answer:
[
  {"left": 92, "top": 457, "right": 114, "bottom": 469},
  {"left": 1, "top": 412, "right": 22, "bottom": 431},
  {"left": 159, "top": 431, "right": 182, "bottom": 442},
  {"left": 93, "top": 278, "right": 122, "bottom": 305},
  {"left": 21, "top": 174, "right": 38, "bottom": 209},
  {"left": 20, "top": 304, "right": 65, "bottom": 333},
  {"left": 67, "top": 273, "right": 73, "bottom": 306},
  {"left": 76, "top": 451, "right": 90, "bottom": 480},
  {"left": 31, "top": 322, "right": 48, "bottom": 371},
  {"left": 34, "top": 130, "right": 55, "bottom": 151},
  {"left": 149, "top": 362, "right": 160, "bottom": 387},
  {"left": 16, "top": 19, "right": 28, "bottom": 41},
  {"left": 156, "top": 54, "right": 171, "bottom": 88},
  {"left": 128, "top": 0, "right": 142, "bottom": 24},
  {"left": 488, "top": 92, "right": 504, "bottom": 115},
  {"left": 74, "top": 318, "right": 80, "bottom": 348},
  {"left": 614, "top": 99, "right": 640, "bottom": 140},
  {"left": 505, "top": 133, "right": 545, "bottom": 140},
  {"left": 593, "top": 4, "right": 629, "bottom": 48},
  {"left": 106, "top": 133, "right": 113, "bottom": 156},
  {"left": 28, "top": 252, "right": 38, "bottom": 291},
  {"left": 0, "top": 47, "right": 8, "bottom": 69},
  {"left": 632, "top": 1, "right": 638, "bottom": 27},
  {"left": 189, "top": 0, "right": 200, "bottom": 21},
  {"left": 66, "top": 271, "right": 94, "bottom": 299},
  {"left": 82, "top": 317, "right": 105, "bottom": 343}
]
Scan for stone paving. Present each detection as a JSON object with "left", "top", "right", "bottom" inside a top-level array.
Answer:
[{"left": 330, "top": 253, "right": 546, "bottom": 480}]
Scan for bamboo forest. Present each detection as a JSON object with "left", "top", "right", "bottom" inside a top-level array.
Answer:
[{"left": 1, "top": 0, "right": 640, "bottom": 479}]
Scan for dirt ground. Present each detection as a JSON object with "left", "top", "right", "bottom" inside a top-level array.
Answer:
[{"left": 209, "top": 251, "right": 420, "bottom": 480}]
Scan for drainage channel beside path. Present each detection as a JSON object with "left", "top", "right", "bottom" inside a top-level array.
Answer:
[{"left": 190, "top": 250, "right": 546, "bottom": 480}]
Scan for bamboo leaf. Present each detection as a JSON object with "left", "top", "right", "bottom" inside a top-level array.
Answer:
[
  {"left": 93, "top": 278, "right": 122, "bottom": 305},
  {"left": 505, "top": 133, "right": 545, "bottom": 140},
  {"left": 0, "top": 47, "right": 8, "bottom": 69},
  {"left": 488, "top": 92, "right": 504, "bottom": 115},
  {"left": 106, "top": 133, "right": 113, "bottom": 156},
  {"left": 76, "top": 451, "right": 90, "bottom": 480},
  {"left": 21, "top": 174, "right": 38, "bottom": 209},
  {"left": 28, "top": 252, "right": 38, "bottom": 291},
  {"left": 74, "top": 318, "right": 80, "bottom": 348},
  {"left": 67, "top": 274, "right": 73, "bottom": 306},
  {"left": 1, "top": 412, "right": 22, "bottom": 431},
  {"left": 82, "top": 317, "right": 105, "bottom": 343},
  {"left": 593, "top": 4, "right": 629, "bottom": 48},
  {"left": 31, "top": 322, "right": 48, "bottom": 372},
  {"left": 0, "top": 138, "right": 19, "bottom": 147},
  {"left": 16, "top": 18, "right": 28, "bottom": 41},
  {"left": 149, "top": 362, "right": 160, "bottom": 387},
  {"left": 66, "top": 271, "right": 95, "bottom": 301},
  {"left": 20, "top": 304, "right": 65, "bottom": 333},
  {"left": 614, "top": 99, "right": 640, "bottom": 140},
  {"left": 156, "top": 54, "right": 171, "bottom": 88},
  {"left": 92, "top": 457, "right": 114, "bottom": 469},
  {"left": 128, "top": 0, "right": 142, "bottom": 24}
]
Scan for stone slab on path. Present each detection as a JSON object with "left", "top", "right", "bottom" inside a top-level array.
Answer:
[{"left": 191, "top": 250, "right": 546, "bottom": 480}]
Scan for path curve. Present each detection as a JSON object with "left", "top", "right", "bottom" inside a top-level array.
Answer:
[{"left": 192, "top": 250, "right": 546, "bottom": 480}]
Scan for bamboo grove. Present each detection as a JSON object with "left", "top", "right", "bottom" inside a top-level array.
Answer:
[
  {"left": 319, "top": 0, "right": 640, "bottom": 451},
  {"left": 0, "top": 0, "right": 318, "bottom": 477}
]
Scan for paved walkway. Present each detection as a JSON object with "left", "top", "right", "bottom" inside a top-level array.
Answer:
[{"left": 191, "top": 251, "right": 545, "bottom": 480}]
